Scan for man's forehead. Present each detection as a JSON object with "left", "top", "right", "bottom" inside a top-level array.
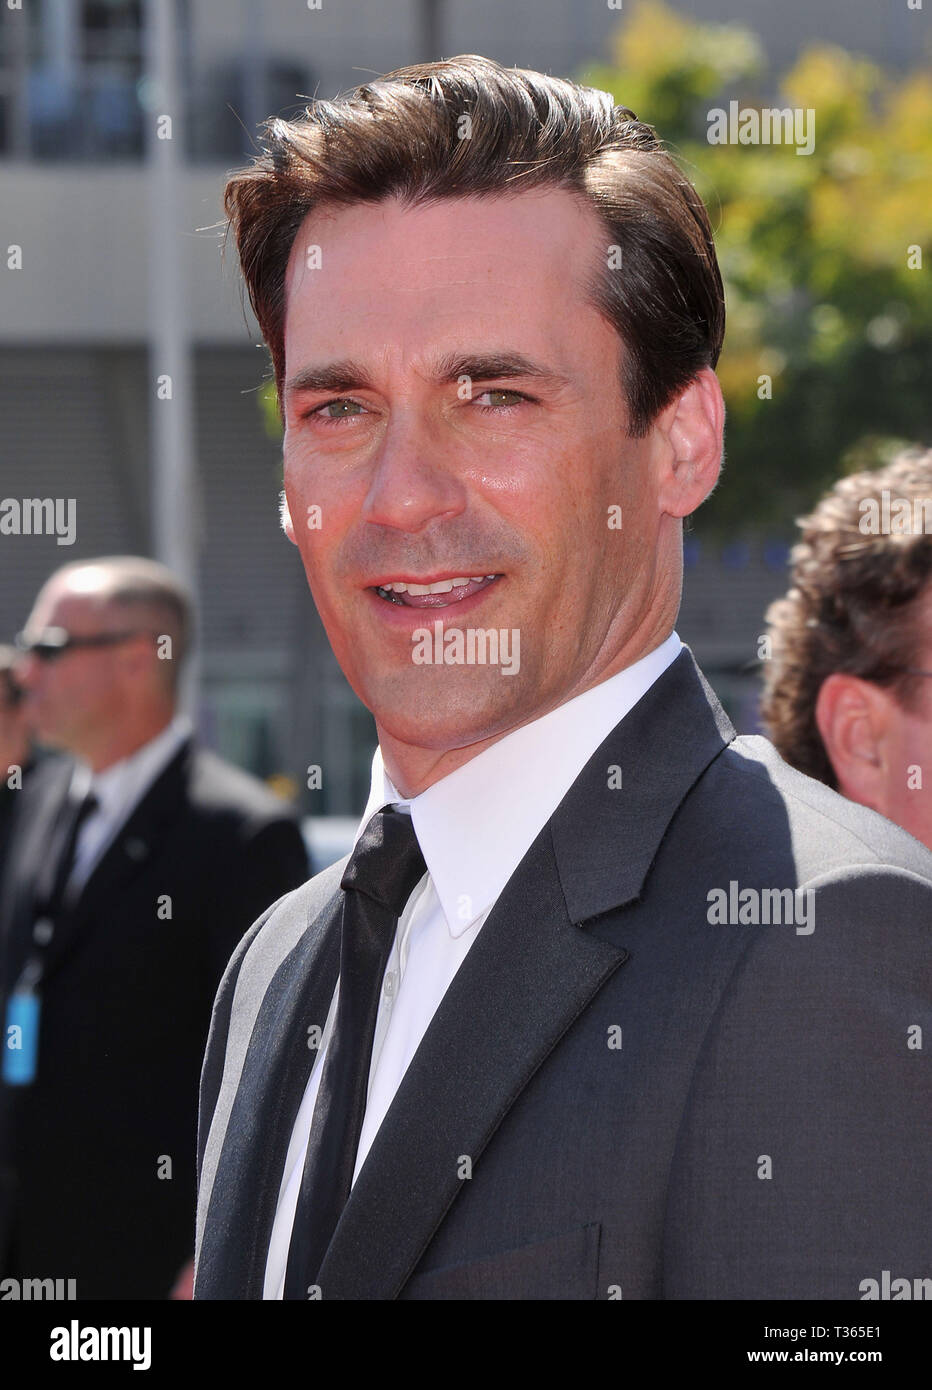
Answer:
[
  {"left": 282, "top": 189, "right": 606, "bottom": 383},
  {"left": 283, "top": 187, "right": 601, "bottom": 302},
  {"left": 32, "top": 581, "right": 111, "bottom": 628}
]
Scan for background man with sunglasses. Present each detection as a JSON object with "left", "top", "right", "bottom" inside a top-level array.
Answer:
[{"left": 0, "top": 555, "right": 309, "bottom": 1299}]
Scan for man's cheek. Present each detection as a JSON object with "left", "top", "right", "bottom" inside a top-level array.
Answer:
[{"left": 284, "top": 485, "right": 328, "bottom": 561}]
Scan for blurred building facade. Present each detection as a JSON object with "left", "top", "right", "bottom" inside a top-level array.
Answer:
[{"left": 0, "top": 1, "right": 912, "bottom": 811}]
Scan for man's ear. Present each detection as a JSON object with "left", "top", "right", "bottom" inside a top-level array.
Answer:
[
  {"left": 279, "top": 489, "right": 297, "bottom": 545},
  {"left": 815, "top": 672, "right": 891, "bottom": 812},
  {"left": 654, "top": 367, "right": 724, "bottom": 519}
]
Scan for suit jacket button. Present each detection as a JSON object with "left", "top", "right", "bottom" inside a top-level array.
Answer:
[
  {"left": 124, "top": 838, "right": 148, "bottom": 861},
  {"left": 33, "top": 917, "right": 54, "bottom": 945}
]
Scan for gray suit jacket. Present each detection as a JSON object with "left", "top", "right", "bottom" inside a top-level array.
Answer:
[{"left": 194, "top": 648, "right": 932, "bottom": 1299}]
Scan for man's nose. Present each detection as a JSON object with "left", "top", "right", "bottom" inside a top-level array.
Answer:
[{"left": 361, "top": 420, "right": 468, "bottom": 533}]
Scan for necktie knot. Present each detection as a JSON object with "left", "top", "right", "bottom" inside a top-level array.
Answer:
[
  {"left": 340, "top": 805, "right": 426, "bottom": 919},
  {"left": 73, "top": 789, "right": 99, "bottom": 826}
]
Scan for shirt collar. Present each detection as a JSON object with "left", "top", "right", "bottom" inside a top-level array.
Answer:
[
  {"left": 356, "top": 632, "right": 682, "bottom": 937},
  {"left": 70, "top": 715, "right": 192, "bottom": 821}
]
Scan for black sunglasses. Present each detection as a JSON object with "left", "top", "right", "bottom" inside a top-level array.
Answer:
[{"left": 14, "top": 627, "right": 155, "bottom": 662}]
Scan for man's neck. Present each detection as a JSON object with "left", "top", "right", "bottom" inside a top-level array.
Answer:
[
  {"left": 79, "top": 712, "right": 178, "bottom": 775},
  {"left": 379, "top": 618, "right": 677, "bottom": 798}
]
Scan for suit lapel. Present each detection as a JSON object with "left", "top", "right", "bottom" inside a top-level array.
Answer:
[
  {"left": 0, "top": 757, "right": 74, "bottom": 987},
  {"left": 316, "top": 647, "right": 736, "bottom": 1298},
  {"left": 197, "top": 892, "right": 343, "bottom": 1299},
  {"left": 39, "top": 741, "right": 192, "bottom": 979},
  {"left": 551, "top": 646, "right": 737, "bottom": 923}
]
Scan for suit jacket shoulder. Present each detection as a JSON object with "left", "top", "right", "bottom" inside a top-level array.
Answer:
[
  {"left": 169, "top": 742, "right": 311, "bottom": 983},
  {"left": 707, "top": 732, "right": 932, "bottom": 882},
  {"left": 187, "top": 746, "right": 305, "bottom": 829}
]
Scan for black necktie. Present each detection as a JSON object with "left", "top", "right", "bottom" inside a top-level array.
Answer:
[
  {"left": 282, "top": 805, "right": 426, "bottom": 1299},
  {"left": 40, "top": 789, "right": 100, "bottom": 922},
  {"left": 20, "top": 788, "right": 99, "bottom": 981}
]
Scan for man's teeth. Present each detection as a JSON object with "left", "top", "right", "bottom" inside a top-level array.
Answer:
[{"left": 378, "top": 575, "right": 496, "bottom": 596}]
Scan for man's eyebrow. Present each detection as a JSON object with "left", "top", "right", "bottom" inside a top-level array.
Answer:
[
  {"left": 431, "top": 351, "right": 572, "bottom": 389},
  {"left": 283, "top": 352, "right": 571, "bottom": 397},
  {"left": 284, "top": 360, "right": 374, "bottom": 396}
]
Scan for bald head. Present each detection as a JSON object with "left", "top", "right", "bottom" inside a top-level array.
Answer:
[
  {"left": 17, "top": 557, "right": 194, "bottom": 771},
  {"left": 36, "top": 557, "right": 193, "bottom": 692}
]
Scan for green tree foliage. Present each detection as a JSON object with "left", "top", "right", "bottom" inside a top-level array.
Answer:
[{"left": 580, "top": 1, "right": 932, "bottom": 534}]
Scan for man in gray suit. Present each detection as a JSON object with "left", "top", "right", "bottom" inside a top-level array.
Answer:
[{"left": 195, "top": 56, "right": 932, "bottom": 1300}]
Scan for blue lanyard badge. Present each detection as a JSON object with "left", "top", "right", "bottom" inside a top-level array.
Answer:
[{"left": 3, "top": 989, "right": 40, "bottom": 1086}]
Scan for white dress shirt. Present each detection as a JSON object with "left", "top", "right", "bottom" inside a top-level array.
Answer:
[
  {"left": 64, "top": 715, "right": 193, "bottom": 900},
  {"left": 263, "top": 631, "right": 683, "bottom": 1297}
]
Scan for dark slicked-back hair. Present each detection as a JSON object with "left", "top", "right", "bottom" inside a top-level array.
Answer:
[
  {"left": 223, "top": 54, "right": 725, "bottom": 436},
  {"left": 761, "top": 448, "right": 932, "bottom": 789}
]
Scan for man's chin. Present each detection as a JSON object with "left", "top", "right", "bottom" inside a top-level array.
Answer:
[{"left": 363, "top": 669, "right": 531, "bottom": 755}]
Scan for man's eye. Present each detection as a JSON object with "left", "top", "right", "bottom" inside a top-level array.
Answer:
[
  {"left": 304, "top": 389, "right": 530, "bottom": 424},
  {"left": 474, "top": 389, "right": 528, "bottom": 411},
  {"left": 310, "top": 398, "right": 368, "bottom": 421}
]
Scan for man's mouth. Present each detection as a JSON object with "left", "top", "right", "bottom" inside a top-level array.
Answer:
[{"left": 371, "top": 574, "right": 500, "bottom": 608}]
